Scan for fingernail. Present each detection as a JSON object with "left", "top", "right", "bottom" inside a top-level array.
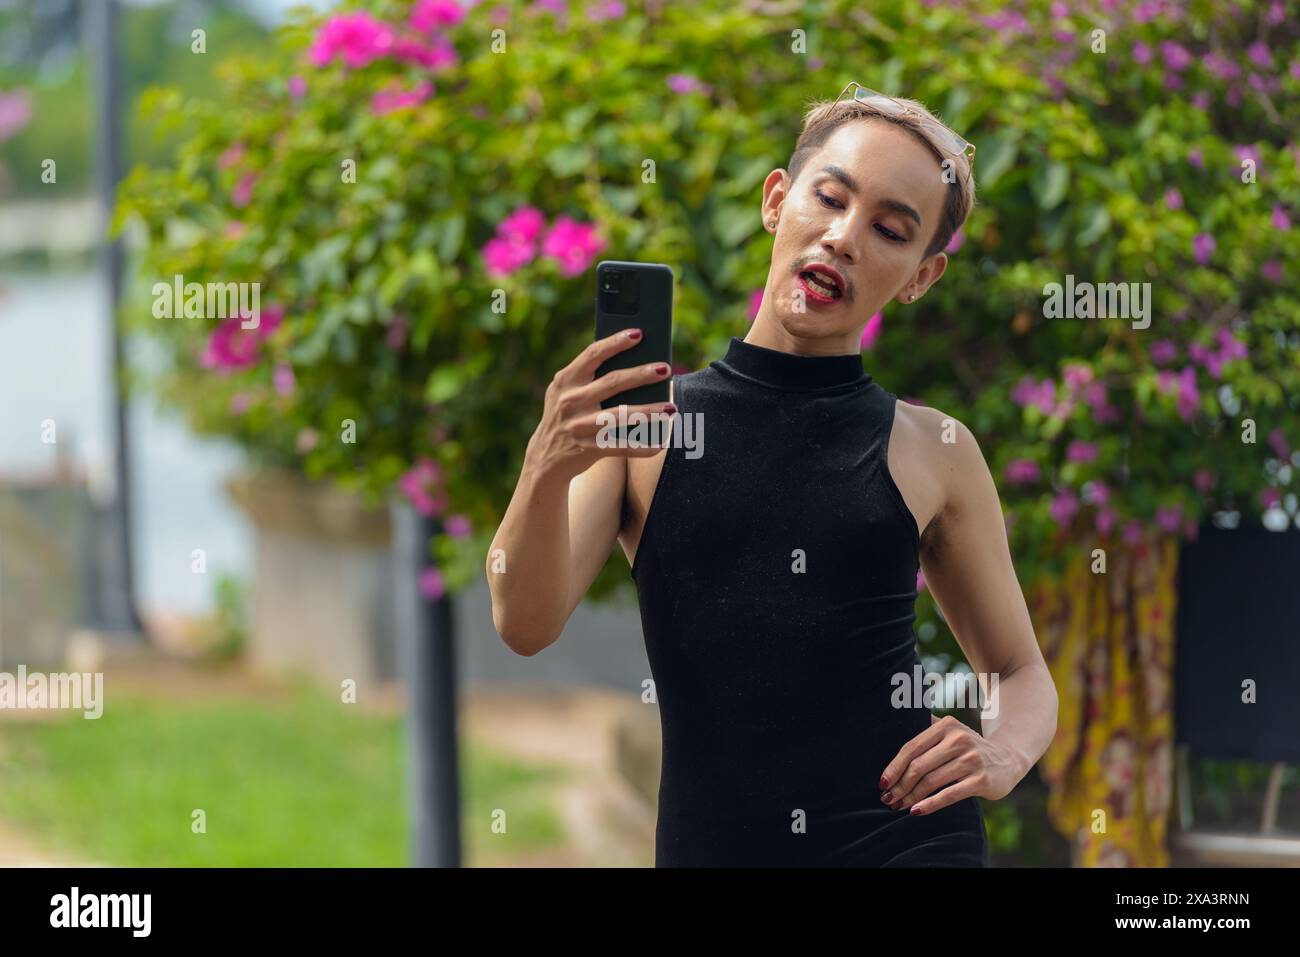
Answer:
[
  {"left": 879, "top": 776, "right": 889, "bottom": 790},
  {"left": 654, "top": 363, "right": 668, "bottom": 374},
  {"left": 627, "top": 328, "right": 642, "bottom": 339},
  {"left": 881, "top": 791, "right": 893, "bottom": 803},
  {"left": 909, "top": 806, "right": 922, "bottom": 816},
  {"left": 663, "top": 403, "right": 677, "bottom": 414}
]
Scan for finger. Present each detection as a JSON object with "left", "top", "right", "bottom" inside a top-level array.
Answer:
[
  {"left": 908, "top": 775, "right": 982, "bottom": 817},
  {"left": 576, "top": 359, "right": 672, "bottom": 406},
  {"left": 889, "top": 756, "right": 969, "bottom": 811},
  {"left": 881, "top": 734, "right": 964, "bottom": 806},
  {"left": 879, "top": 716, "right": 953, "bottom": 791},
  {"left": 565, "top": 328, "right": 645, "bottom": 383}
]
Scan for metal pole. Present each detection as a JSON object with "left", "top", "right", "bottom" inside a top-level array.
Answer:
[
  {"left": 86, "top": 0, "right": 143, "bottom": 638},
  {"left": 392, "top": 501, "right": 462, "bottom": 867}
]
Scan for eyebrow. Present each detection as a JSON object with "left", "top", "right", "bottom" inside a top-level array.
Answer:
[{"left": 818, "top": 165, "right": 923, "bottom": 228}]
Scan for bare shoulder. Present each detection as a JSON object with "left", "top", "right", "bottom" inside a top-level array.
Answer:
[{"left": 888, "top": 399, "right": 990, "bottom": 546}]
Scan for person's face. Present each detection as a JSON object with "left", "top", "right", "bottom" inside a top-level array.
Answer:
[{"left": 756, "top": 119, "right": 951, "bottom": 350}]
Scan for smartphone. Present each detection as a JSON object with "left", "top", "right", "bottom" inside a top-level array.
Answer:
[{"left": 593, "top": 260, "right": 673, "bottom": 409}]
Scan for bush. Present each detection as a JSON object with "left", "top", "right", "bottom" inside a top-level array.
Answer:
[{"left": 115, "top": 0, "right": 1300, "bottom": 611}]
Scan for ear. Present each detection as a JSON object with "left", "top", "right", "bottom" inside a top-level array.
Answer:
[
  {"left": 895, "top": 252, "right": 949, "bottom": 304},
  {"left": 761, "top": 168, "right": 790, "bottom": 231}
]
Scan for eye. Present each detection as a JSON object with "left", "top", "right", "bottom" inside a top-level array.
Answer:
[
  {"left": 875, "top": 224, "right": 906, "bottom": 243},
  {"left": 815, "top": 189, "right": 843, "bottom": 210}
]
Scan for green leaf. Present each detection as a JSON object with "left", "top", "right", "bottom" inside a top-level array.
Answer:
[
  {"left": 546, "top": 142, "right": 590, "bottom": 178},
  {"left": 975, "top": 131, "right": 1018, "bottom": 188},
  {"left": 1031, "top": 162, "right": 1069, "bottom": 211},
  {"left": 1076, "top": 204, "right": 1111, "bottom": 245},
  {"left": 437, "top": 213, "right": 465, "bottom": 262},
  {"left": 711, "top": 202, "right": 758, "bottom": 247}
]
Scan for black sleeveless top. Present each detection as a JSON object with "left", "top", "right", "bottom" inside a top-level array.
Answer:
[{"left": 630, "top": 335, "right": 988, "bottom": 867}]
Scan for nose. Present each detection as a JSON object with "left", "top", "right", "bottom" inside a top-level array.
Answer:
[{"left": 821, "top": 225, "right": 858, "bottom": 268}]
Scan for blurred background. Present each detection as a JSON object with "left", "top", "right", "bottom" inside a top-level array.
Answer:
[{"left": 0, "top": 0, "right": 1297, "bottom": 867}]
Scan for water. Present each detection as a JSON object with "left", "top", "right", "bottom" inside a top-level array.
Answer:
[{"left": 0, "top": 270, "right": 251, "bottom": 616}]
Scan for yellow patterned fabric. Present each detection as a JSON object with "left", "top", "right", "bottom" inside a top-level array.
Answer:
[{"left": 1033, "top": 535, "right": 1180, "bottom": 867}]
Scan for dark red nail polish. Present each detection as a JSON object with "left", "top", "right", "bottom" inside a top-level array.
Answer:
[
  {"left": 881, "top": 791, "right": 892, "bottom": 802},
  {"left": 879, "top": 776, "right": 889, "bottom": 790},
  {"left": 627, "top": 328, "right": 642, "bottom": 339},
  {"left": 909, "top": 806, "right": 922, "bottom": 816},
  {"left": 655, "top": 363, "right": 669, "bottom": 374}
]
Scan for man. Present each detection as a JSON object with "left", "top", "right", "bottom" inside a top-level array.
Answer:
[{"left": 487, "top": 85, "right": 1058, "bottom": 866}]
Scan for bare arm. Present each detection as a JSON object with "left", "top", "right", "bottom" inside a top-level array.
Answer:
[
  {"left": 918, "top": 418, "right": 1058, "bottom": 781},
  {"left": 486, "top": 331, "right": 675, "bottom": 656},
  {"left": 879, "top": 416, "right": 1059, "bottom": 815}
]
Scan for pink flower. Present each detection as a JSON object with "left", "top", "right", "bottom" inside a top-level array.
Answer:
[
  {"left": 1012, "top": 375, "right": 1056, "bottom": 414},
  {"left": 1176, "top": 366, "right": 1199, "bottom": 420},
  {"left": 483, "top": 234, "right": 536, "bottom": 277},
  {"left": 1062, "top": 363, "right": 1094, "bottom": 391},
  {"left": 287, "top": 76, "right": 307, "bottom": 99},
  {"left": 1149, "top": 340, "right": 1176, "bottom": 364},
  {"left": 296, "top": 428, "right": 320, "bottom": 454},
  {"left": 1049, "top": 489, "right": 1079, "bottom": 526},
  {"left": 419, "top": 566, "right": 446, "bottom": 600},
  {"left": 1261, "top": 260, "right": 1283, "bottom": 282},
  {"left": 1272, "top": 204, "right": 1291, "bottom": 231},
  {"left": 1260, "top": 487, "right": 1281, "bottom": 510},
  {"left": 1182, "top": 519, "right": 1199, "bottom": 542},
  {"left": 586, "top": 0, "right": 626, "bottom": 20},
  {"left": 1096, "top": 507, "right": 1116, "bottom": 536},
  {"left": 541, "top": 216, "right": 607, "bottom": 276},
  {"left": 1234, "top": 144, "right": 1261, "bottom": 168},
  {"left": 1121, "top": 520, "right": 1144, "bottom": 546},
  {"left": 1066, "top": 440, "right": 1097, "bottom": 464},
  {"left": 1247, "top": 41, "right": 1272, "bottom": 70},
  {"left": 400, "top": 457, "right": 445, "bottom": 516},
  {"left": 860, "top": 311, "right": 883, "bottom": 350},
  {"left": 309, "top": 12, "right": 397, "bottom": 69},
  {"left": 410, "top": 0, "right": 466, "bottom": 32},
  {"left": 232, "top": 172, "right": 258, "bottom": 208},
  {"left": 1203, "top": 52, "right": 1239, "bottom": 81},
  {"left": 0, "top": 89, "right": 32, "bottom": 141},
  {"left": 1191, "top": 91, "right": 1211, "bottom": 111},
  {"left": 371, "top": 79, "right": 433, "bottom": 115},
  {"left": 945, "top": 229, "right": 965, "bottom": 253},
  {"left": 200, "top": 306, "right": 283, "bottom": 372},
  {"left": 444, "top": 514, "right": 473, "bottom": 537},
  {"left": 1194, "top": 469, "right": 1217, "bottom": 493},
  {"left": 230, "top": 393, "right": 252, "bottom": 415},
  {"left": 500, "top": 206, "right": 547, "bottom": 245},
  {"left": 1192, "top": 233, "right": 1215, "bottom": 264},
  {"left": 667, "top": 74, "right": 710, "bottom": 95},
  {"left": 1160, "top": 40, "right": 1192, "bottom": 71},
  {"left": 1004, "top": 459, "right": 1040, "bottom": 484},
  {"left": 916, "top": 569, "right": 927, "bottom": 593},
  {"left": 748, "top": 288, "right": 763, "bottom": 322},
  {"left": 1188, "top": 148, "right": 1203, "bottom": 170},
  {"left": 1216, "top": 327, "right": 1247, "bottom": 362},
  {"left": 1088, "top": 481, "right": 1111, "bottom": 506},
  {"left": 1268, "top": 427, "right": 1289, "bottom": 461},
  {"left": 1163, "top": 188, "right": 1182, "bottom": 210},
  {"left": 1155, "top": 504, "right": 1182, "bottom": 533},
  {"left": 1132, "top": 41, "right": 1153, "bottom": 65},
  {"left": 273, "top": 363, "right": 296, "bottom": 396},
  {"left": 217, "top": 142, "right": 246, "bottom": 171}
]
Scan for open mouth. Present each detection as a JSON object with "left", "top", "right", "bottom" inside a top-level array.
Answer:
[{"left": 799, "top": 267, "right": 844, "bottom": 301}]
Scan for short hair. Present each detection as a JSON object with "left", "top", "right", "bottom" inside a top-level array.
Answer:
[{"left": 787, "top": 95, "right": 976, "bottom": 260}]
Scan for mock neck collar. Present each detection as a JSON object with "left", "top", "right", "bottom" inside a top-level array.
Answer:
[{"left": 713, "top": 336, "right": 871, "bottom": 393}]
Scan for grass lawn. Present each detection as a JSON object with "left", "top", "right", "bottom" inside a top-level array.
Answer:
[{"left": 0, "top": 678, "right": 567, "bottom": 866}]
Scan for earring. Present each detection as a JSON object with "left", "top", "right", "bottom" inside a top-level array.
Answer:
[
  {"left": 769, "top": 219, "right": 777, "bottom": 230},
  {"left": 908, "top": 292, "right": 916, "bottom": 301}
]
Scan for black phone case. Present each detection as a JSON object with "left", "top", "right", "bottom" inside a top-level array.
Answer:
[{"left": 594, "top": 260, "right": 673, "bottom": 409}]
